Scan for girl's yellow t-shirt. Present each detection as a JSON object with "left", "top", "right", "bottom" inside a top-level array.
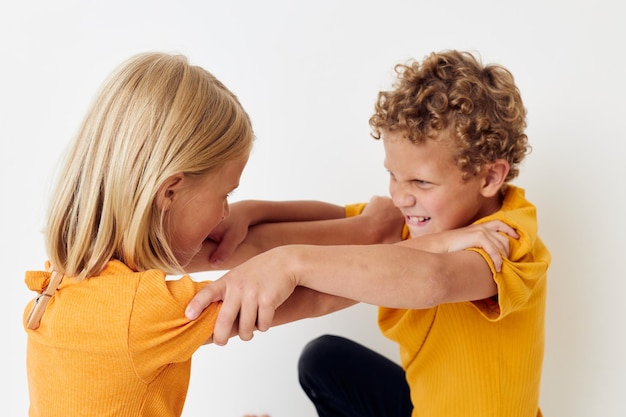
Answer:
[{"left": 24, "top": 260, "right": 220, "bottom": 417}]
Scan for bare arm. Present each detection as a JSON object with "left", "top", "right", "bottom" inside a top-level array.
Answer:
[
  {"left": 276, "top": 221, "right": 516, "bottom": 319},
  {"left": 199, "top": 200, "right": 346, "bottom": 267},
  {"left": 272, "top": 287, "right": 358, "bottom": 326},
  {"left": 202, "top": 288, "right": 355, "bottom": 345},
  {"left": 290, "top": 220, "right": 517, "bottom": 309},
  {"left": 186, "top": 196, "right": 404, "bottom": 272},
  {"left": 189, "top": 221, "right": 517, "bottom": 345}
]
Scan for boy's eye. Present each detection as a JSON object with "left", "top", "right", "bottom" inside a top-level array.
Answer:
[{"left": 412, "top": 179, "right": 432, "bottom": 188}]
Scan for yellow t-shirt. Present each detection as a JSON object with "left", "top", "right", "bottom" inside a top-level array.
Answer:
[
  {"left": 348, "top": 185, "right": 550, "bottom": 417},
  {"left": 23, "top": 260, "right": 220, "bottom": 417}
]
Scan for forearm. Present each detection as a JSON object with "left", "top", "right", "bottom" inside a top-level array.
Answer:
[
  {"left": 188, "top": 210, "right": 400, "bottom": 272},
  {"left": 243, "top": 213, "right": 400, "bottom": 253},
  {"left": 236, "top": 200, "right": 346, "bottom": 225},
  {"left": 202, "top": 288, "right": 355, "bottom": 345},
  {"left": 272, "top": 287, "right": 357, "bottom": 326},
  {"left": 286, "top": 243, "right": 495, "bottom": 309}
]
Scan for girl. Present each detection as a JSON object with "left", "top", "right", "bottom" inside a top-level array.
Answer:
[{"left": 22, "top": 52, "right": 256, "bottom": 417}]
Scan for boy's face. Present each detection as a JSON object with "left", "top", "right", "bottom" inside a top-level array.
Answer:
[{"left": 383, "top": 131, "right": 494, "bottom": 238}]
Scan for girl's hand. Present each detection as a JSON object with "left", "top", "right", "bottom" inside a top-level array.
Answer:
[
  {"left": 400, "top": 220, "right": 519, "bottom": 272},
  {"left": 206, "top": 201, "right": 256, "bottom": 267}
]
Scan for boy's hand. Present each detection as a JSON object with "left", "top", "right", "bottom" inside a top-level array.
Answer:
[
  {"left": 360, "top": 195, "right": 405, "bottom": 243},
  {"left": 186, "top": 247, "right": 298, "bottom": 345}
]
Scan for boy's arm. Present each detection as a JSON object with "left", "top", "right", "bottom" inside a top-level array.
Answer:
[
  {"left": 188, "top": 221, "right": 517, "bottom": 345},
  {"left": 271, "top": 219, "right": 514, "bottom": 325}
]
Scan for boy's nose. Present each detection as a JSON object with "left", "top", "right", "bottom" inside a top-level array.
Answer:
[{"left": 391, "top": 185, "right": 416, "bottom": 208}]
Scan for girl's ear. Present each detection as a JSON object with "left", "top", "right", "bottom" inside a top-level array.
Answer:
[
  {"left": 481, "top": 159, "right": 510, "bottom": 197},
  {"left": 155, "top": 173, "right": 186, "bottom": 211}
]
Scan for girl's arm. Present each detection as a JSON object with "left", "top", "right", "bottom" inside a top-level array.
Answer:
[
  {"left": 186, "top": 196, "right": 404, "bottom": 272},
  {"left": 201, "top": 200, "right": 345, "bottom": 267}
]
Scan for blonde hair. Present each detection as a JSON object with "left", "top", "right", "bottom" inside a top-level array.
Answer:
[
  {"left": 46, "top": 52, "right": 254, "bottom": 279},
  {"left": 369, "top": 50, "right": 530, "bottom": 182}
]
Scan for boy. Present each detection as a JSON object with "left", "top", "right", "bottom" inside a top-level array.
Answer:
[{"left": 186, "top": 50, "right": 550, "bottom": 416}]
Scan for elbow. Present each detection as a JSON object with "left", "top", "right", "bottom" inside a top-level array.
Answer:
[
  {"left": 419, "top": 262, "right": 453, "bottom": 308},
  {"left": 421, "top": 281, "right": 447, "bottom": 309}
]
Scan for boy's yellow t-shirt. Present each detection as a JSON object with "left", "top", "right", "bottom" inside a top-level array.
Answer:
[
  {"left": 347, "top": 185, "right": 550, "bottom": 417},
  {"left": 23, "top": 260, "right": 220, "bottom": 417}
]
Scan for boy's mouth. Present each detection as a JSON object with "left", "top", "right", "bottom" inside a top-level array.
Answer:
[{"left": 406, "top": 215, "right": 431, "bottom": 225}]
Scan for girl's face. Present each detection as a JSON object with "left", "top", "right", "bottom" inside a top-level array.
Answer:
[
  {"left": 383, "top": 132, "right": 497, "bottom": 238},
  {"left": 162, "top": 156, "right": 248, "bottom": 268}
]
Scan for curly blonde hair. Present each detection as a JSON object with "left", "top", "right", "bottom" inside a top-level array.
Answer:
[
  {"left": 369, "top": 50, "right": 530, "bottom": 181},
  {"left": 46, "top": 52, "right": 254, "bottom": 279}
]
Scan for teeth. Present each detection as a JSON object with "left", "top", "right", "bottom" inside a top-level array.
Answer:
[{"left": 409, "top": 216, "right": 429, "bottom": 222}]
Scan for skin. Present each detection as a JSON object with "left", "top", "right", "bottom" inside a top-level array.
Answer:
[
  {"left": 157, "top": 155, "right": 249, "bottom": 268},
  {"left": 185, "top": 195, "right": 406, "bottom": 272},
  {"left": 186, "top": 131, "right": 517, "bottom": 346},
  {"left": 384, "top": 132, "right": 504, "bottom": 237}
]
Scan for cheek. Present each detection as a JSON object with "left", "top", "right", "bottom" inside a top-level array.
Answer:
[
  {"left": 388, "top": 180, "right": 396, "bottom": 196},
  {"left": 197, "top": 202, "right": 227, "bottom": 234},
  {"left": 171, "top": 201, "right": 222, "bottom": 246},
  {"left": 431, "top": 196, "right": 470, "bottom": 230}
]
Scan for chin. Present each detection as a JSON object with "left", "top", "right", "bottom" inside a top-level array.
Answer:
[{"left": 408, "top": 225, "right": 436, "bottom": 239}]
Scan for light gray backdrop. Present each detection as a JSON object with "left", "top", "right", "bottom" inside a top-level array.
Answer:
[{"left": 2, "top": 1, "right": 624, "bottom": 416}]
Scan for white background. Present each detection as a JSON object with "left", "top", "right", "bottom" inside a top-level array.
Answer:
[{"left": 1, "top": 1, "right": 624, "bottom": 416}]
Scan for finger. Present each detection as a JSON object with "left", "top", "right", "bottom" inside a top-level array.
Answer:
[
  {"left": 255, "top": 302, "right": 275, "bottom": 333},
  {"left": 474, "top": 230, "right": 506, "bottom": 272},
  {"left": 497, "top": 222, "right": 519, "bottom": 239},
  {"left": 209, "top": 234, "right": 239, "bottom": 267},
  {"left": 206, "top": 223, "right": 226, "bottom": 243},
  {"left": 485, "top": 220, "right": 518, "bottom": 239},
  {"left": 482, "top": 239, "right": 503, "bottom": 272},
  {"left": 212, "top": 294, "right": 243, "bottom": 346},
  {"left": 486, "top": 230, "right": 509, "bottom": 254},
  {"left": 237, "top": 293, "right": 259, "bottom": 341},
  {"left": 185, "top": 281, "right": 226, "bottom": 320}
]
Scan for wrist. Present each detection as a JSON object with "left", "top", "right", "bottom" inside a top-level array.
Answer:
[{"left": 280, "top": 244, "right": 308, "bottom": 288}]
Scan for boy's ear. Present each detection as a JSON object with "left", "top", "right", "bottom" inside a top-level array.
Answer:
[
  {"left": 481, "top": 159, "right": 510, "bottom": 197},
  {"left": 155, "top": 173, "right": 186, "bottom": 211}
]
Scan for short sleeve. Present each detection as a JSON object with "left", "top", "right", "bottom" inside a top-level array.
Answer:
[{"left": 128, "top": 273, "right": 221, "bottom": 381}]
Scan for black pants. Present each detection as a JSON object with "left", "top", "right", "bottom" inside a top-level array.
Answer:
[{"left": 298, "top": 334, "right": 413, "bottom": 417}]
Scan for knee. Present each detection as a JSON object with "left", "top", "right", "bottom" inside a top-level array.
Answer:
[{"left": 298, "top": 334, "right": 348, "bottom": 375}]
